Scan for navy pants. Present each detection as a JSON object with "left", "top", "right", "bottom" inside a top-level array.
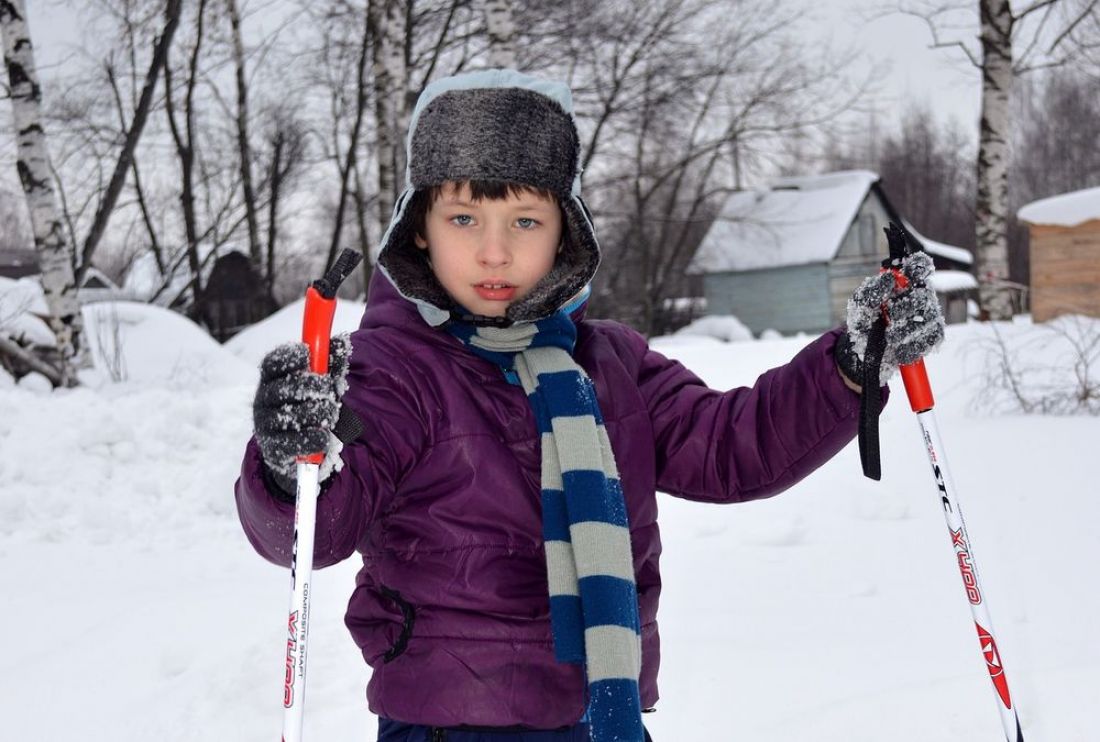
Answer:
[{"left": 377, "top": 718, "right": 654, "bottom": 742}]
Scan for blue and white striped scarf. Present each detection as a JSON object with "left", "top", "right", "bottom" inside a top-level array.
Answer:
[{"left": 446, "top": 311, "right": 644, "bottom": 742}]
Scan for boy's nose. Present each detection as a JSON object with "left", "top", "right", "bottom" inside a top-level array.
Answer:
[{"left": 477, "top": 226, "right": 512, "bottom": 267}]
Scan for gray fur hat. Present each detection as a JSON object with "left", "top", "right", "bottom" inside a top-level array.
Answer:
[{"left": 375, "top": 69, "right": 600, "bottom": 326}]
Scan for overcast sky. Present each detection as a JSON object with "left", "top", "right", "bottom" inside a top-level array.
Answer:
[{"left": 806, "top": 0, "right": 982, "bottom": 134}]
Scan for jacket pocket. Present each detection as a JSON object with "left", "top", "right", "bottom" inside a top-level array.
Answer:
[{"left": 380, "top": 584, "right": 416, "bottom": 663}]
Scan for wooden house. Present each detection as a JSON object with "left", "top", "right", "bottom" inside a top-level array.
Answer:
[
  {"left": 1017, "top": 186, "right": 1100, "bottom": 323},
  {"left": 76, "top": 267, "right": 126, "bottom": 304},
  {"left": 1, "top": 250, "right": 128, "bottom": 303},
  {"left": 688, "top": 170, "right": 975, "bottom": 335},
  {"left": 0, "top": 248, "right": 39, "bottom": 280}
]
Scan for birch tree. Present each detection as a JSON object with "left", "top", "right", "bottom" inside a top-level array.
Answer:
[
  {"left": 903, "top": 0, "right": 1099, "bottom": 319},
  {"left": 0, "top": 0, "right": 86, "bottom": 386},
  {"left": 977, "top": 0, "right": 1022, "bottom": 319},
  {"left": 367, "top": 0, "right": 478, "bottom": 240},
  {"left": 369, "top": 0, "right": 408, "bottom": 232}
]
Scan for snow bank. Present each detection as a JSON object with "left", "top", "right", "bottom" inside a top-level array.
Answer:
[
  {"left": 965, "top": 313, "right": 1100, "bottom": 414},
  {"left": 0, "top": 276, "right": 50, "bottom": 317},
  {"left": 2, "top": 280, "right": 250, "bottom": 387},
  {"left": 674, "top": 314, "right": 754, "bottom": 342},
  {"left": 1018, "top": 186, "right": 1100, "bottom": 227},
  {"left": 0, "top": 277, "right": 54, "bottom": 346},
  {"left": 81, "top": 301, "right": 254, "bottom": 387}
]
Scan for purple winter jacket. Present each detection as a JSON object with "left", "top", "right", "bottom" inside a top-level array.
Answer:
[{"left": 235, "top": 270, "right": 868, "bottom": 729}]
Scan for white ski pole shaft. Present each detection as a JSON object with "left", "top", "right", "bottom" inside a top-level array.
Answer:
[
  {"left": 899, "top": 360, "right": 1024, "bottom": 742},
  {"left": 280, "top": 249, "right": 362, "bottom": 742},
  {"left": 283, "top": 461, "right": 320, "bottom": 742}
]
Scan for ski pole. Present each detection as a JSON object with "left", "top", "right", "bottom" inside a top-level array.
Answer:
[
  {"left": 877, "top": 226, "right": 1023, "bottom": 741},
  {"left": 898, "top": 361, "right": 1023, "bottom": 741},
  {"left": 282, "top": 248, "right": 362, "bottom": 742}
]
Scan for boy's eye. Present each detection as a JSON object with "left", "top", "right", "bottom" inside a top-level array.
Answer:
[
  {"left": 516, "top": 217, "right": 539, "bottom": 229},
  {"left": 450, "top": 214, "right": 474, "bottom": 226}
]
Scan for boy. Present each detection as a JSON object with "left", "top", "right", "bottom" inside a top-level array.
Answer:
[{"left": 239, "top": 68, "right": 943, "bottom": 742}]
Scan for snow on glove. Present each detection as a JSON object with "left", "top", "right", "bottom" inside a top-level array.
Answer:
[
  {"left": 841, "top": 249, "right": 946, "bottom": 386},
  {"left": 252, "top": 333, "right": 355, "bottom": 497}
]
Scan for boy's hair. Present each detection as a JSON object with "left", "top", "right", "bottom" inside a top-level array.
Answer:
[{"left": 408, "top": 179, "right": 558, "bottom": 242}]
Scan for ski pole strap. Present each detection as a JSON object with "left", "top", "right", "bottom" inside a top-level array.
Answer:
[{"left": 857, "top": 317, "right": 888, "bottom": 481}]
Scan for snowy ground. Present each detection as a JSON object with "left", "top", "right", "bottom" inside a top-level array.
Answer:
[{"left": 2, "top": 303, "right": 1098, "bottom": 741}]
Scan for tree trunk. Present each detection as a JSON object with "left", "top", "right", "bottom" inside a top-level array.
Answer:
[
  {"left": 227, "top": 0, "right": 261, "bottom": 273},
  {"left": 164, "top": 0, "right": 209, "bottom": 319},
  {"left": 351, "top": 159, "right": 374, "bottom": 294},
  {"left": 370, "top": 0, "right": 408, "bottom": 232},
  {"left": 483, "top": 0, "right": 517, "bottom": 69},
  {"left": 0, "top": 0, "right": 86, "bottom": 386},
  {"left": 105, "top": 63, "right": 168, "bottom": 278},
  {"left": 975, "top": 0, "right": 1016, "bottom": 320},
  {"left": 266, "top": 126, "right": 284, "bottom": 301}
]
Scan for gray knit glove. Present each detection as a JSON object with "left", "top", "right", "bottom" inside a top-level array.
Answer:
[
  {"left": 842, "top": 251, "right": 945, "bottom": 385},
  {"left": 253, "top": 333, "right": 353, "bottom": 495}
]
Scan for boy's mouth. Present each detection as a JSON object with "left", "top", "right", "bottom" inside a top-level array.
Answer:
[{"left": 474, "top": 280, "right": 516, "bottom": 302}]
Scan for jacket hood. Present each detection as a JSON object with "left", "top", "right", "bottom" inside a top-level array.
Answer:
[{"left": 374, "top": 68, "right": 600, "bottom": 328}]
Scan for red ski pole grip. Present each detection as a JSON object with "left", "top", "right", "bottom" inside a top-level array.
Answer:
[
  {"left": 299, "top": 286, "right": 339, "bottom": 465},
  {"left": 879, "top": 265, "right": 935, "bottom": 413},
  {"left": 302, "top": 285, "right": 337, "bottom": 375},
  {"left": 900, "top": 359, "right": 934, "bottom": 412}
]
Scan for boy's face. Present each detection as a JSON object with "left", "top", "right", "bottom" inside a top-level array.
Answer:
[{"left": 414, "top": 181, "right": 562, "bottom": 317}]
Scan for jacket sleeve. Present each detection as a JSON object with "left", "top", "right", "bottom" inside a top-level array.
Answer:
[
  {"left": 637, "top": 327, "right": 882, "bottom": 503},
  {"left": 234, "top": 356, "right": 426, "bottom": 568}
]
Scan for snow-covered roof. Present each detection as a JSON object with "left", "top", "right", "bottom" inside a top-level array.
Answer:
[
  {"left": 689, "top": 170, "right": 880, "bottom": 273},
  {"left": 81, "top": 267, "right": 120, "bottom": 290},
  {"left": 902, "top": 220, "right": 973, "bottom": 266},
  {"left": 689, "top": 170, "right": 972, "bottom": 274},
  {"left": 1017, "top": 186, "right": 1100, "bottom": 227},
  {"left": 929, "top": 270, "right": 977, "bottom": 293}
]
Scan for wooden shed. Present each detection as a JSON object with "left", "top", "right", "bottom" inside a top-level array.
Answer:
[
  {"left": 1017, "top": 186, "right": 1100, "bottom": 323},
  {"left": 201, "top": 250, "right": 276, "bottom": 342},
  {"left": 688, "top": 170, "right": 974, "bottom": 335}
]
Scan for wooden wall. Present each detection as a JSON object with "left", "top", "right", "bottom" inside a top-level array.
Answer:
[
  {"left": 703, "top": 263, "right": 832, "bottom": 335},
  {"left": 830, "top": 194, "right": 890, "bottom": 325},
  {"left": 1028, "top": 219, "right": 1100, "bottom": 323},
  {"left": 828, "top": 255, "right": 882, "bottom": 326}
]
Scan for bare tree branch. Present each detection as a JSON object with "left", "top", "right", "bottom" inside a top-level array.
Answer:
[
  {"left": 1047, "top": 0, "right": 1100, "bottom": 53},
  {"left": 897, "top": 7, "right": 983, "bottom": 67},
  {"left": 1015, "top": 0, "right": 1061, "bottom": 20},
  {"left": 77, "top": 0, "right": 181, "bottom": 284}
]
